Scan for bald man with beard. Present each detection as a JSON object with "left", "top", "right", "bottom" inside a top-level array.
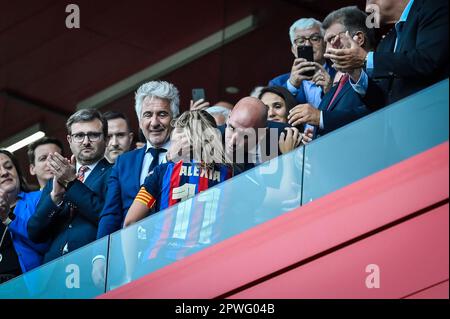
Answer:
[{"left": 220, "top": 97, "right": 297, "bottom": 173}]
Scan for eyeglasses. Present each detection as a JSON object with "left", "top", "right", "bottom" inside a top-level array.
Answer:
[
  {"left": 294, "top": 34, "right": 323, "bottom": 46},
  {"left": 71, "top": 132, "right": 103, "bottom": 143}
]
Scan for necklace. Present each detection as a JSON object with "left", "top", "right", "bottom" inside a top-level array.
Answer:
[{"left": 0, "top": 225, "right": 8, "bottom": 263}]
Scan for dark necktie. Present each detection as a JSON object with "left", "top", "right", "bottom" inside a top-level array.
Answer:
[
  {"left": 148, "top": 148, "right": 166, "bottom": 173},
  {"left": 326, "top": 74, "right": 349, "bottom": 110}
]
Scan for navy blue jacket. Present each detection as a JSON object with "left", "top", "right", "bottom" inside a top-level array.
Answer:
[
  {"left": 27, "top": 158, "right": 112, "bottom": 263},
  {"left": 364, "top": 0, "right": 448, "bottom": 110},
  {"left": 219, "top": 121, "right": 290, "bottom": 172},
  {"left": 97, "top": 147, "right": 147, "bottom": 239},
  {"left": 318, "top": 80, "right": 371, "bottom": 136}
]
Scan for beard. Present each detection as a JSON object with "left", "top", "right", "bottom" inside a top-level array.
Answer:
[{"left": 77, "top": 147, "right": 102, "bottom": 164}]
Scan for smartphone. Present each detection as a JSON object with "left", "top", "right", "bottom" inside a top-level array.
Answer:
[
  {"left": 297, "top": 46, "right": 315, "bottom": 77},
  {"left": 192, "top": 88, "right": 206, "bottom": 103}
]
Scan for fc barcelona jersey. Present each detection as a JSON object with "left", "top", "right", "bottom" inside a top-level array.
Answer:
[{"left": 135, "top": 161, "right": 233, "bottom": 213}]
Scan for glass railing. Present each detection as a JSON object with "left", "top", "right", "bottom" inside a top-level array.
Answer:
[
  {"left": 0, "top": 236, "right": 109, "bottom": 299},
  {"left": 106, "top": 149, "right": 304, "bottom": 290},
  {"left": 0, "top": 79, "right": 447, "bottom": 298},
  {"left": 302, "top": 79, "right": 449, "bottom": 204}
]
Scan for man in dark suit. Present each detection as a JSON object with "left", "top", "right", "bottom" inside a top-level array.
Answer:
[
  {"left": 325, "top": 0, "right": 449, "bottom": 110},
  {"left": 96, "top": 81, "right": 179, "bottom": 240},
  {"left": 91, "top": 81, "right": 179, "bottom": 287},
  {"left": 287, "top": 6, "right": 376, "bottom": 136},
  {"left": 27, "top": 109, "right": 112, "bottom": 263},
  {"left": 218, "top": 97, "right": 299, "bottom": 173}
]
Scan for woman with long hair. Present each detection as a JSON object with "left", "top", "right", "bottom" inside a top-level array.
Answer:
[
  {"left": 0, "top": 150, "right": 49, "bottom": 284},
  {"left": 124, "top": 110, "right": 233, "bottom": 226}
]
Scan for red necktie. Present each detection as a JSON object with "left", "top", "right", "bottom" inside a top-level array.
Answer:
[
  {"left": 77, "top": 166, "right": 89, "bottom": 183},
  {"left": 327, "top": 74, "right": 349, "bottom": 110}
]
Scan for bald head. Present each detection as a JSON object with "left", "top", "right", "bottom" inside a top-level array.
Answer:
[{"left": 230, "top": 97, "right": 268, "bottom": 129}]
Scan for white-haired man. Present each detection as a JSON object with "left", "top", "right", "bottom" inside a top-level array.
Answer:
[
  {"left": 92, "top": 81, "right": 180, "bottom": 286},
  {"left": 269, "top": 18, "right": 336, "bottom": 107},
  {"left": 97, "top": 80, "right": 180, "bottom": 240}
]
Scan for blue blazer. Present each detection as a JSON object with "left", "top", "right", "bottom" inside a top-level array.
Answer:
[
  {"left": 317, "top": 80, "right": 370, "bottom": 136},
  {"left": 27, "top": 158, "right": 112, "bottom": 263},
  {"left": 97, "top": 147, "right": 147, "bottom": 239},
  {"left": 8, "top": 191, "right": 49, "bottom": 272}
]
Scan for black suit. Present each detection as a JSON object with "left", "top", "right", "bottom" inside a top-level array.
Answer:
[
  {"left": 27, "top": 158, "right": 112, "bottom": 263},
  {"left": 218, "top": 121, "right": 290, "bottom": 172},
  {"left": 364, "top": 0, "right": 449, "bottom": 109},
  {"left": 318, "top": 79, "right": 370, "bottom": 136}
]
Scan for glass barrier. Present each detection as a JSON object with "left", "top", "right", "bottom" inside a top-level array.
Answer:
[
  {"left": 1, "top": 79, "right": 448, "bottom": 298},
  {"left": 106, "top": 147, "right": 304, "bottom": 291},
  {"left": 302, "top": 80, "right": 449, "bottom": 204},
  {"left": 0, "top": 236, "right": 109, "bottom": 299}
]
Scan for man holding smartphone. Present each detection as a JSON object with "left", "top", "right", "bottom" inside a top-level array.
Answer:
[{"left": 269, "top": 18, "right": 336, "bottom": 108}]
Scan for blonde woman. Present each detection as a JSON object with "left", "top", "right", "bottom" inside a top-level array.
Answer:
[{"left": 124, "top": 110, "right": 233, "bottom": 227}]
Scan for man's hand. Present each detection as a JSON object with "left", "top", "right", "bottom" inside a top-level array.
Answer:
[
  {"left": 279, "top": 127, "right": 302, "bottom": 154},
  {"left": 190, "top": 99, "right": 210, "bottom": 111},
  {"left": 0, "top": 189, "right": 10, "bottom": 223},
  {"left": 311, "top": 63, "right": 332, "bottom": 94},
  {"left": 289, "top": 58, "right": 316, "bottom": 88},
  {"left": 50, "top": 176, "right": 65, "bottom": 205},
  {"left": 324, "top": 31, "right": 367, "bottom": 73},
  {"left": 47, "top": 153, "right": 76, "bottom": 187},
  {"left": 287, "top": 103, "right": 321, "bottom": 127},
  {"left": 166, "top": 131, "right": 191, "bottom": 162},
  {"left": 301, "top": 127, "right": 314, "bottom": 145}
]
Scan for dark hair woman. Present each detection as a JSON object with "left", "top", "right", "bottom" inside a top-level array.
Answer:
[
  {"left": 258, "top": 86, "right": 298, "bottom": 124},
  {"left": 0, "top": 150, "right": 49, "bottom": 284}
]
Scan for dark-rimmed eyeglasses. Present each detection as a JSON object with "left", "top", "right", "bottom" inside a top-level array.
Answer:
[
  {"left": 294, "top": 34, "right": 323, "bottom": 46},
  {"left": 71, "top": 132, "right": 103, "bottom": 143}
]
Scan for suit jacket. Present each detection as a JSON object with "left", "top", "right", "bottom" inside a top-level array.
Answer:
[
  {"left": 364, "top": 0, "right": 449, "bottom": 109},
  {"left": 97, "top": 147, "right": 147, "bottom": 239},
  {"left": 318, "top": 80, "right": 370, "bottom": 136},
  {"left": 219, "top": 121, "right": 290, "bottom": 172},
  {"left": 7, "top": 191, "right": 49, "bottom": 272},
  {"left": 27, "top": 158, "right": 112, "bottom": 263}
]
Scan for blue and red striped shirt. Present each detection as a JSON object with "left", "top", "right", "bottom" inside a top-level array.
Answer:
[{"left": 135, "top": 161, "right": 233, "bottom": 212}]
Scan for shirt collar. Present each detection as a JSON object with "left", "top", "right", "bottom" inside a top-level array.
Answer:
[
  {"left": 398, "top": 0, "right": 414, "bottom": 24},
  {"left": 76, "top": 160, "right": 100, "bottom": 174},
  {"left": 145, "top": 139, "right": 171, "bottom": 152}
]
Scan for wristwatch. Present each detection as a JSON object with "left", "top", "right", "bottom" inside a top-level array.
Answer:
[{"left": 2, "top": 212, "right": 15, "bottom": 226}]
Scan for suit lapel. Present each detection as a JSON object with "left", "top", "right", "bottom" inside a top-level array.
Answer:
[
  {"left": 134, "top": 147, "right": 147, "bottom": 188},
  {"left": 326, "top": 81, "right": 351, "bottom": 112},
  {"left": 395, "top": 0, "right": 420, "bottom": 53},
  {"left": 84, "top": 159, "right": 109, "bottom": 187},
  {"left": 319, "top": 84, "right": 337, "bottom": 111}
]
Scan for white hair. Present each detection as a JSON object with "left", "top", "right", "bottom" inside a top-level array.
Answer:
[
  {"left": 134, "top": 81, "right": 180, "bottom": 120},
  {"left": 206, "top": 106, "right": 231, "bottom": 118},
  {"left": 289, "top": 18, "right": 324, "bottom": 45}
]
